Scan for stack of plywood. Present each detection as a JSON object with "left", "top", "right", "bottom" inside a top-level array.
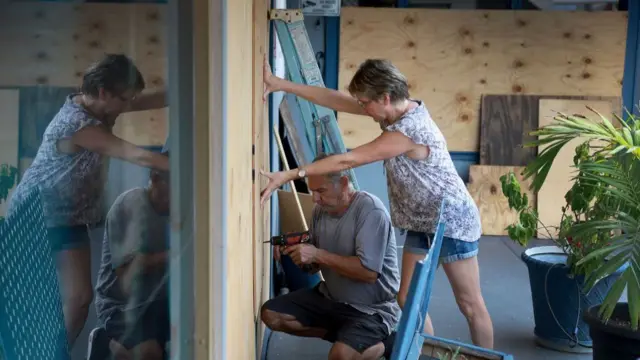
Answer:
[{"left": 474, "top": 95, "right": 620, "bottom": 237}]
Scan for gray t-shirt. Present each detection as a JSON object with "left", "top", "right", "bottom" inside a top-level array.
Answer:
[
  {"left": 8, "top": 93, "right": 111, "bottom": 227},
  {"left": 94, "top": 187, "right": 169, "bottom": 323},
  {"left": 311, "top": 191, "right": 401, "bottom": 333},
  {"left": 383, "top": 100, "right": 482, "bottom": 242}
]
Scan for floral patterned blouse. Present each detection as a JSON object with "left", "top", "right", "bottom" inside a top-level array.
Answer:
[{"left": 382, "top": 100, "right": 482, "bottom": 242}]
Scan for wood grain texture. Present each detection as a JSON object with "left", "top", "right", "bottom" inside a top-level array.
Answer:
[
  {"left": 467, "top": 165, "right": 534, "bottom": 236},
  {"left": 252, "top": 0, "right": 270, "bottom": 354},
  {"left": 0, "top": 90, "right": 20, "bottom": 217},
  {"left": 0, "top": 3, "right": 168, "bottom": 146},
  {"left": 537, "top": 99, "right": 617, "bottom": 239},
  {"left": 479, "top": 95, "right": 538, "bottom": 166},
  {"left": 339, "top": 7, "right": 627, "bottom": 151},
  {"left": 479, "top": 95, "right": 623, "bottom": 166},
  {"left": 225, "top": 0, "right": 255, "bottom": 358}
]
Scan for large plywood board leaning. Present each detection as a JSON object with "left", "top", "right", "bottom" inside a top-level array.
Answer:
[
  {"left": 0, "top": 90, "right": 20, "bottom": 217},
  {"left": 537, "top": 99, "right": 616, "bottom": 239},
  {"left": 467, "top": 165, "right": 534, "bottom": 236},
  {"left": 339, "top": 7, "right": 626, "bottom": 151},
  {"left": 0, "top": 3, "right": 168, "bottom": 146},
  {"left": 479, "top": 95, "right": 623, "bottom": 166},
  {"left": 480, "top": 95, "right": 539, "bottom": 166}
]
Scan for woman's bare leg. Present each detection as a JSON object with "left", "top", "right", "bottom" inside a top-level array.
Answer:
[
  {"left": 55, "top": 246, "right": 94, "bottom": 348},
  {"left": 442, "top": 256, "right": 493, "bottom": 349}
]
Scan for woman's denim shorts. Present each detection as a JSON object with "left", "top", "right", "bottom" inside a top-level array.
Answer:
[{"left": 402, "top": 229, "right": 479, "bottom": 264}]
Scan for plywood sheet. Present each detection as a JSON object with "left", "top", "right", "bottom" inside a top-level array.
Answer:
[
  {"left": 277, "top": 190, "right": 315, "bottom": 234},
  {"left": 339, "top": 8, "right": 626, "bottom": 151},
  {"left": 225, "top": 0, "right": 255, "bottom": 358},
  {"left": 467, "top": 165, "right": 534, "bottom": 236},
  {"left": 0, "top": 3, "right": 168, "bottom": 146},
  {"left": 252, "top": 0, "right": 271, "bottom": 353},
  {"left": 0, "top": 90, "right": 20, "bottom": 217},
  {"left": 479, "top": 95, "right": 622, "bottom": 166},
  {"left": 479, "top": 95, "right": 538, "bottom": 166},
  {"left": 537, "top": 99, "right": 616, "bottom": 239}
]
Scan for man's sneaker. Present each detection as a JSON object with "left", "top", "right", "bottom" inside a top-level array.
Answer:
[{"left": 86, "top": 327, "right": 111, "bottom": 360}]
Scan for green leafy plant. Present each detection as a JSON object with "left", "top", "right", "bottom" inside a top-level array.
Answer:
[
  {"left": 437, "top": 346, "right": 464, "bottom": 360},
  {"left": 0, "top": 163, "right": 18, "bottom": 221},
  {"left": 500, "top": 106, "right": 640, "bottom": 331}
]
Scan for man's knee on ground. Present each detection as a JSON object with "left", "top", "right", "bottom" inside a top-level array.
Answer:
[{"left": 260, "top": 301, "right": 295, "bottom": 331}]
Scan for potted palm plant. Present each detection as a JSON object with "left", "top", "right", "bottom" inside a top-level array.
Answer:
[
  {"left": 0, "top": 163, "right": 18, "bottom": 222},
  {"left": 499, "top": 106, "right": 639, "bottom": 359}
]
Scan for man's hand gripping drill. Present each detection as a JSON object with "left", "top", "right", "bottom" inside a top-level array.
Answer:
[{"left": 264, "top": 231, "right": 317, "bottom": 272}]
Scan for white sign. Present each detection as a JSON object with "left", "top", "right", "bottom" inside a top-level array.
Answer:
[{"left": 301, "top": 0, "right": 341, "bottom": 17}]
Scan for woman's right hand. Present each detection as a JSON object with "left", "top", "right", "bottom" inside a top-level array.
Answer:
[{"left": 263, "top": 55, "right": 283, "bottom": 101}]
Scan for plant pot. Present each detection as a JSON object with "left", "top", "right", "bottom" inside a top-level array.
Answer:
[
  {"left": 583, "top": 302, "right": 640, "bottom": 360},
  {"left": 521, "top": 246, "right": 628, "bottom": 353}
]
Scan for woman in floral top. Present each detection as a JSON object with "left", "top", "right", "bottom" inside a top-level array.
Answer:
[
  {"left": 259, "top": 58, "right": 494, "bottom": 352},
  {"left": 7, "top": 54, "right": 169, "bottom": 348}
]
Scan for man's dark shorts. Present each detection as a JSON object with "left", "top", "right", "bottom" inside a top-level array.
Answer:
[
  {"left": 262, "top": 284, "right": 389, "bottom": 353},
  {"left": 102, "top": 296, "right": 170, "bottom": 352}
]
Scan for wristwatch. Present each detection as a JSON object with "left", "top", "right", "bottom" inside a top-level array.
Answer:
[{"left": 297, "top": 168, "right": 307, "bottom": 179}]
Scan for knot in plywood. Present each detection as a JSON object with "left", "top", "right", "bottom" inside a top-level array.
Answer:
[
  {"left": 88, "top": 40, "right": 101, "bottom": 49},
  {"left": 146, "top": 11, "right": 159, "bottom": 22}
]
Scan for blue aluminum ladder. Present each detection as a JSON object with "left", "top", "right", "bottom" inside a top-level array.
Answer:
[
  {"left": 390, "top": 199, "right": 515, "bottom": 360},
  {"left": 269, "top": 8, "right": 359, "bottom": 190}
]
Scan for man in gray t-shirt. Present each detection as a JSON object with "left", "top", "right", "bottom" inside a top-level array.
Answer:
[
  {"left": 90, "top": 166, "right": 170, "bottom": 360},
  {"left": 261, "top": 155, "right": 401, "bottom": 359}
]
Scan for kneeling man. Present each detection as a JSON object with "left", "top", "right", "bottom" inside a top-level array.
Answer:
[
  {"left": 261, "top": 155, "right": 401, "bottom": 360},
  {"left": 92, "top": 164, "right": 171, "bottom": 360}
]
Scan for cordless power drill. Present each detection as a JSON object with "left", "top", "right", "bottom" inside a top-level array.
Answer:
[{"left": 265, "top": 231, "right": 314, "bottom": 272}]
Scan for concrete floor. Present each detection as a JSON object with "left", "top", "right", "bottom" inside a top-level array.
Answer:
[{"left": 264, "top": 236, "right": 627, "bottom": 360}]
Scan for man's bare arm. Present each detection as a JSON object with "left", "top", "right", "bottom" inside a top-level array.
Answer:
[{"left": 314, "top": 248, "right": 378, "bottom": 284}]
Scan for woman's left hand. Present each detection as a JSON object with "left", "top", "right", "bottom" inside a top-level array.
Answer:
[{"left": 259, "top": 169, "right": 295, "bottom": 206}]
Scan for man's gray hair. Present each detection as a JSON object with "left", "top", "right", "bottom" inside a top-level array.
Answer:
[{"left": 313, "top": 153, "right": 353, "bottom": 189}]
